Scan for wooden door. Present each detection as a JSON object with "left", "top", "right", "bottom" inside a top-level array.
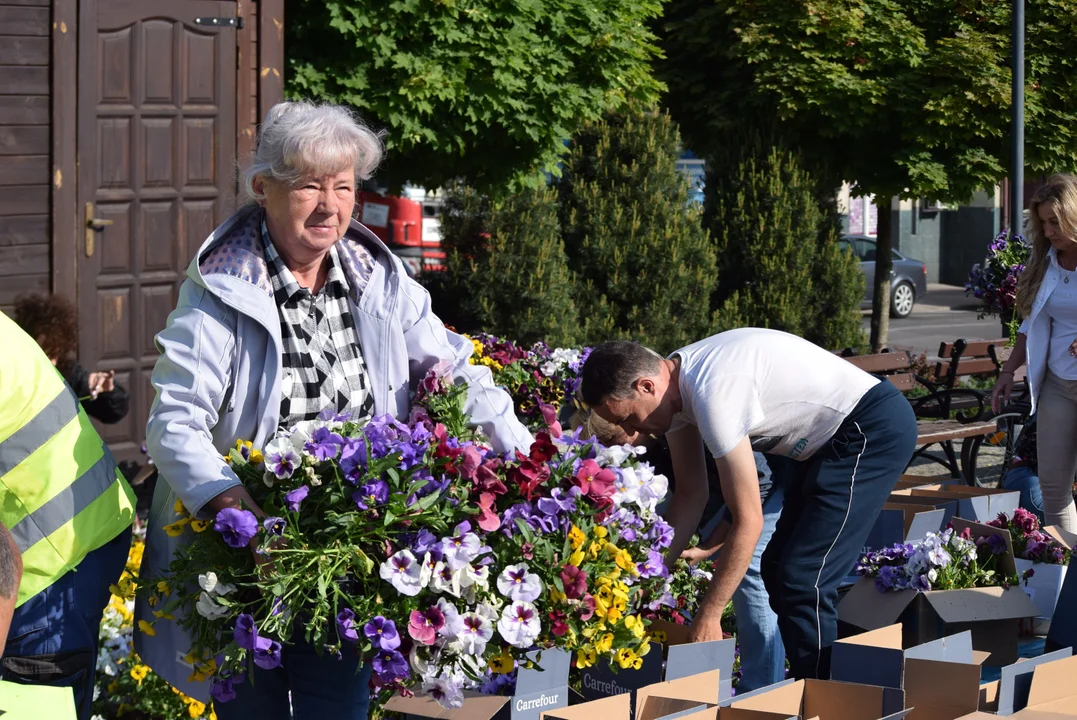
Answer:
[{"left": 77, "top": 0, "right": 237, "bottom": 462}]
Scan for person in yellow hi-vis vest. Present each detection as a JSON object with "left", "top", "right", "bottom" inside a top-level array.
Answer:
[{"left": 0, "top": 310, "right": 135, "bottom": 720}]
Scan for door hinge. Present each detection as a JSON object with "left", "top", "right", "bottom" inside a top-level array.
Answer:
[{"left": 194, "top": 16, "right": 243, "bottom": 28}]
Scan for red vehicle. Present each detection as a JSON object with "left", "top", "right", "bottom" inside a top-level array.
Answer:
[{"left": 358, "top": 189, "right": 445, "bottom": 277}]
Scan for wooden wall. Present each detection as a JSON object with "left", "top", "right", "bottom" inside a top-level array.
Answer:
[{"left": 0, "top": 0, "right": 51, "bottom": 313}]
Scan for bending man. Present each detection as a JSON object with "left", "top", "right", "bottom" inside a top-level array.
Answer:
[{"left": 579, "top": 328, "right": 916, "bottom": 679}]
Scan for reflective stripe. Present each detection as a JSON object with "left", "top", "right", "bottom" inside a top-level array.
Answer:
[
  {"left": 9, "top": 446, "right": 119, "bottom": 553},
  {"left": 0, "top": 385, "right": 79, "bottom": 476}
]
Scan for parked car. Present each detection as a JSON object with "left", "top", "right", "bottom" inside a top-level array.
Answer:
[{"left": 838, "top": 235, "right": 928, "bottom": 319}]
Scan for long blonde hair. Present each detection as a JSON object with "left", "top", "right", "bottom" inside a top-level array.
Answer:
[{"left": 1016, "top": 174, "right": 1077, "bottom": 317}]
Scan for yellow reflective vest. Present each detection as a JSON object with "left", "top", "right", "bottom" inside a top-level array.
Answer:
[{"left": 0, "top": 311, "right": 135, "bottom": 606}]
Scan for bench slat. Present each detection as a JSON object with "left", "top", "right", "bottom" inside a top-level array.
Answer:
[
  {"left": 934, "top": 357, "right": 999, "bottom": 378},
  {"left": 938, "top": 339, "right": 1009, "bottom": 359},
  {"left": 845, "top": 352, "right": 912, "bottom": 373},
  {"left": 915, "top": 420, "right": 997, "bottom": 443}
]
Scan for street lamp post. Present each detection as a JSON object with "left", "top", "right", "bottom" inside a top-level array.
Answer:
[{"left": 1011, "top": 0, "right": 1024, "bottom": 237}]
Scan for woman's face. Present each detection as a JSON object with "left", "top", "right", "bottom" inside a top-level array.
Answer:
[
  {"left": 256, "top": 169, "right": 356, "bottom": 265},
  {"left": 1038, "top": 202, "right": 1077, "bottom": 254}
]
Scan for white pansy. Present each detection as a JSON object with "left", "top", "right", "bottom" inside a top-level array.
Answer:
[{"left": 195, "top": 592, "right": 230, "bottom": 620}]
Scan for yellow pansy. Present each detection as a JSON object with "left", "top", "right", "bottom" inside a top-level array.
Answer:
[
  {"left": 174, "top": 499, "right": 188, "bottom": 515},
  {"left": 594, "top": 633, "right": 615, "bottom": 654},
  {"left": 576, "top": 646, "right": 597, "bottom": 669},
  {"left": 605, "top": 607, "right": 623, "bottom": 624},
  {"left": 157, "top": 581, "right": 171, "bottom": 595},
  {"left": 637, "top": 639, "right": 652, "bottom": 657},
  {"left": 137, "top": 620, "right": 156, "bottom": 637},
  {"left": 190, "top": 519, "right": 211, "bottom": 533},
  {"left": 153, "top": 610, "right": 175, "bottom": 620},
  {"left": 118, "top": 703, "right": 132, "bottom": 716},
  {"left": 614, "top": 549, "right": 635, "bottom": 573},
  {"left": 489, "top": 647, "right": 515, "bottom": 675},
  {"left": 147, "top": 595, "right": 158, "bottom": 608},
  {"left": 593, "top": 526, "right": 608, "bottom": 539},
  {"left": 188, "top": 668, "right": 207, "bottom": 683},
  {"left": 109, "top": 575, "right": 135, "bottom": 599},
  {"left": 587, "top": 541, "right": 603, "bottom": 560},
  {"left": 470, "top": 338, "right": 484, "bottom": 358},
  {"left": 550, "top": 587, "right": 567, "bottom": 604},
  {"left": 108, "top": 680, "right": 119, "bottom": 693},
  {"left": 568, "top": 549, "right": 585, "bottom": 568},
  {"left": 624, "top": 615, "right": 646, "bottom": 639},
  {"left": 188, "top": 700, "right": 207, "bottom": 717},
  {"left": 568, "top": 525, "right": 586, "bottom": 550},
  {"left": 163, "top": 518, "right": 190, "bottom": 537},
  {"left": 130, "top": 664, "right": 149, "bottom": 684},
  {"left": 651, "top": 630, "right": 668, "bottom": 644},
  {"left": 615, "top": 648, "right": 638, "bottom": 670}
]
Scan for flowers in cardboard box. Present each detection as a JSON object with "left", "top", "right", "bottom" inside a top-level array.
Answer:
[
  {"left": 139, "top": 365, "right": 671, "bottom": 711},
  {"left": 988, "top": 508, "right": 1071, "bottom": 566},
  {"left": 855, "top": 525, "right": 1024, "bottom": 592}
]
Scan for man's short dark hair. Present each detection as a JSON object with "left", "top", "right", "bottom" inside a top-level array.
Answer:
[{"left": 579, "top": 341, "right": 662, "bottom": 408}]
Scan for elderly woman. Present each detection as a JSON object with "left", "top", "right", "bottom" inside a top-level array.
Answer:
[{"left": 137, "top": 101, "right": 534, "bottom": 719}]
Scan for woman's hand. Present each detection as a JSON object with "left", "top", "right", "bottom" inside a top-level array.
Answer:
[
  {"left": 992, "top": 372, "right": 1014, "bottom": 414},
  {"left": 87, "top": 370, "right": 115, "bottom": 398}
]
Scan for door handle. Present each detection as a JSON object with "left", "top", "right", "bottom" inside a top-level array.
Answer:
[{"left": 85, "top": 202, "right": 113, "bottom": 257}]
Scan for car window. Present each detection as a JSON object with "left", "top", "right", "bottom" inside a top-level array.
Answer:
[
  {"left": 837, "top": 239, "right": 854, "bottom": 255},
  {"left": 891, "top": 250, "right": 902, "bottom": 261},
  {"left": 854, "top": 239, "right": 877, "bottom": 262}
]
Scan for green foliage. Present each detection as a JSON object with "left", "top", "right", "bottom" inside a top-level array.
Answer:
[
  {"left": 706, "top": 131, "right": 865, "bottom": 351},
  {"left": 285, "top": 0, "right": 665, "bottom": 191},
  {"left": 558, "top": 106, "right": 716, "bottom": 354},
  {"left": 431, "top": 182, "right": 581, "bottom": 347},
  {"left": 656, "top": 0, "right": 1077, "bottom": 202}
]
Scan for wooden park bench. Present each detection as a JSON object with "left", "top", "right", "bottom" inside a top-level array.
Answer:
[{"left": 841, "top": 342, "right": 1009, "bottom": 484}]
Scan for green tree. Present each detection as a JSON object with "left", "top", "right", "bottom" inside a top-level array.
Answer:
[
  {"left": 656, "top": 0, "right": 1077, "bottom": 350},
  {"left": 706, "top": 131, "right": 865, "bottom": 351},
  {"left": 558, "top": 105, "right": 716, "bottom": 354},
  {"left": 286, "top": 0, "right": 664, "bottom": 191},
  {"left": 430, "top": 182, "right": 580, "bottom": 347}
]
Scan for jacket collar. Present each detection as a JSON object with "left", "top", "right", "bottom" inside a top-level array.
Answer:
[{"left": 187, "top": 204, "right": 403, "bottom": 324}]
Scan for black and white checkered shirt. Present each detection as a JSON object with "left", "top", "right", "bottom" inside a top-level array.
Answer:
[{"left": 263, "top": 223, "right": 374, "bottom": 428}]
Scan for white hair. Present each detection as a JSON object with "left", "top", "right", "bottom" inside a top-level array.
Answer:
[{"left": 243, "top": 101, "right": 385, "bottom": 201}]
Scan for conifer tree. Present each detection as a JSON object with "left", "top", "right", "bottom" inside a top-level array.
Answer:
[
  {"left": 706, "top": 131, "right": 865, "bottom": 350},
  {"left": 558, "top": 105, "right": 716, "bottom": 354},
  {"left": 431, "top": 182, "right": 581, "bottom": 347}
]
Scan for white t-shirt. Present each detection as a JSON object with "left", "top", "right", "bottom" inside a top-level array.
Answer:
[
  {"left": 669, "top": 328, "right": 880, "bottom": 461},
  {"left": 1045, "top": 261, "right": 1077, "bottom": 380}
]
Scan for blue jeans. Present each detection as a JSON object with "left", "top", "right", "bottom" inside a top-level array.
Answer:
[
  {"left": 215, "top": 635, "right": 373, "bottom": 720},
  {"left": 1002, "top": 465, "right": 1045, "bottom": 523},
  {"left": 2, "top": 526, "right": 132, "bottom": 720},
  {"left": 730, "top": 481, "right": 786, "bottom": 692}
]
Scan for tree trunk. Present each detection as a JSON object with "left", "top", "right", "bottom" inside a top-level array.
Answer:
[{"left": 869, "top": 198, "right": 894, "bottom": 351}]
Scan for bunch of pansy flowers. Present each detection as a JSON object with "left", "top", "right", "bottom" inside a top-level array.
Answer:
[{"left": 139, "top": 362, "right": 673, "bottom": 711}]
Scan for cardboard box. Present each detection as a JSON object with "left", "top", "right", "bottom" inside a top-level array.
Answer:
[
  {"left": 720, "top": 678, "right": 905, "bottom": 720},
  {"left": 995, "top": 649, "right": 1075, "bottom": 715},
  {"left": 839, "top": 520, "right": 1039, "bottom": 666},
  {"left": 831, "top": 625, "right": 987, "bottom": 720},
  {"left": 576, "top": 619, "right": 735, "bottom": 708},
  {"left": 1013, "top": 559, "right": 1067, "bottom": 622},
  {"left": 385, "top": 649, "right": 571, "bottom": 720},
  {"left": 543, "top": 670, "right": 720, "bottom": 720},
  {"left": 867, "top": 504, "right": 947, "bottom": 550},
  {"left": 889, "top": 486, "right": 1020, "bottom": 524}
]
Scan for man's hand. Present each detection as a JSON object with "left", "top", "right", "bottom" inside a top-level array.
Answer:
[
  {"left": 686, "top": 609, "right": 724, "bottom": 643},
  {"left": 681, "top": 545, "right": 717, "bottom": 564}
]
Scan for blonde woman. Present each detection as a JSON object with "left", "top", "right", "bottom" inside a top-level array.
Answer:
[{"left": 994, "top": 174, "right": 1077, "bottom": 532}]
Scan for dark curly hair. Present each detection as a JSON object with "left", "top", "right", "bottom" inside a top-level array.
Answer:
[{"left": 13, "top": 293, "right": 79, "bottom": 370}]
